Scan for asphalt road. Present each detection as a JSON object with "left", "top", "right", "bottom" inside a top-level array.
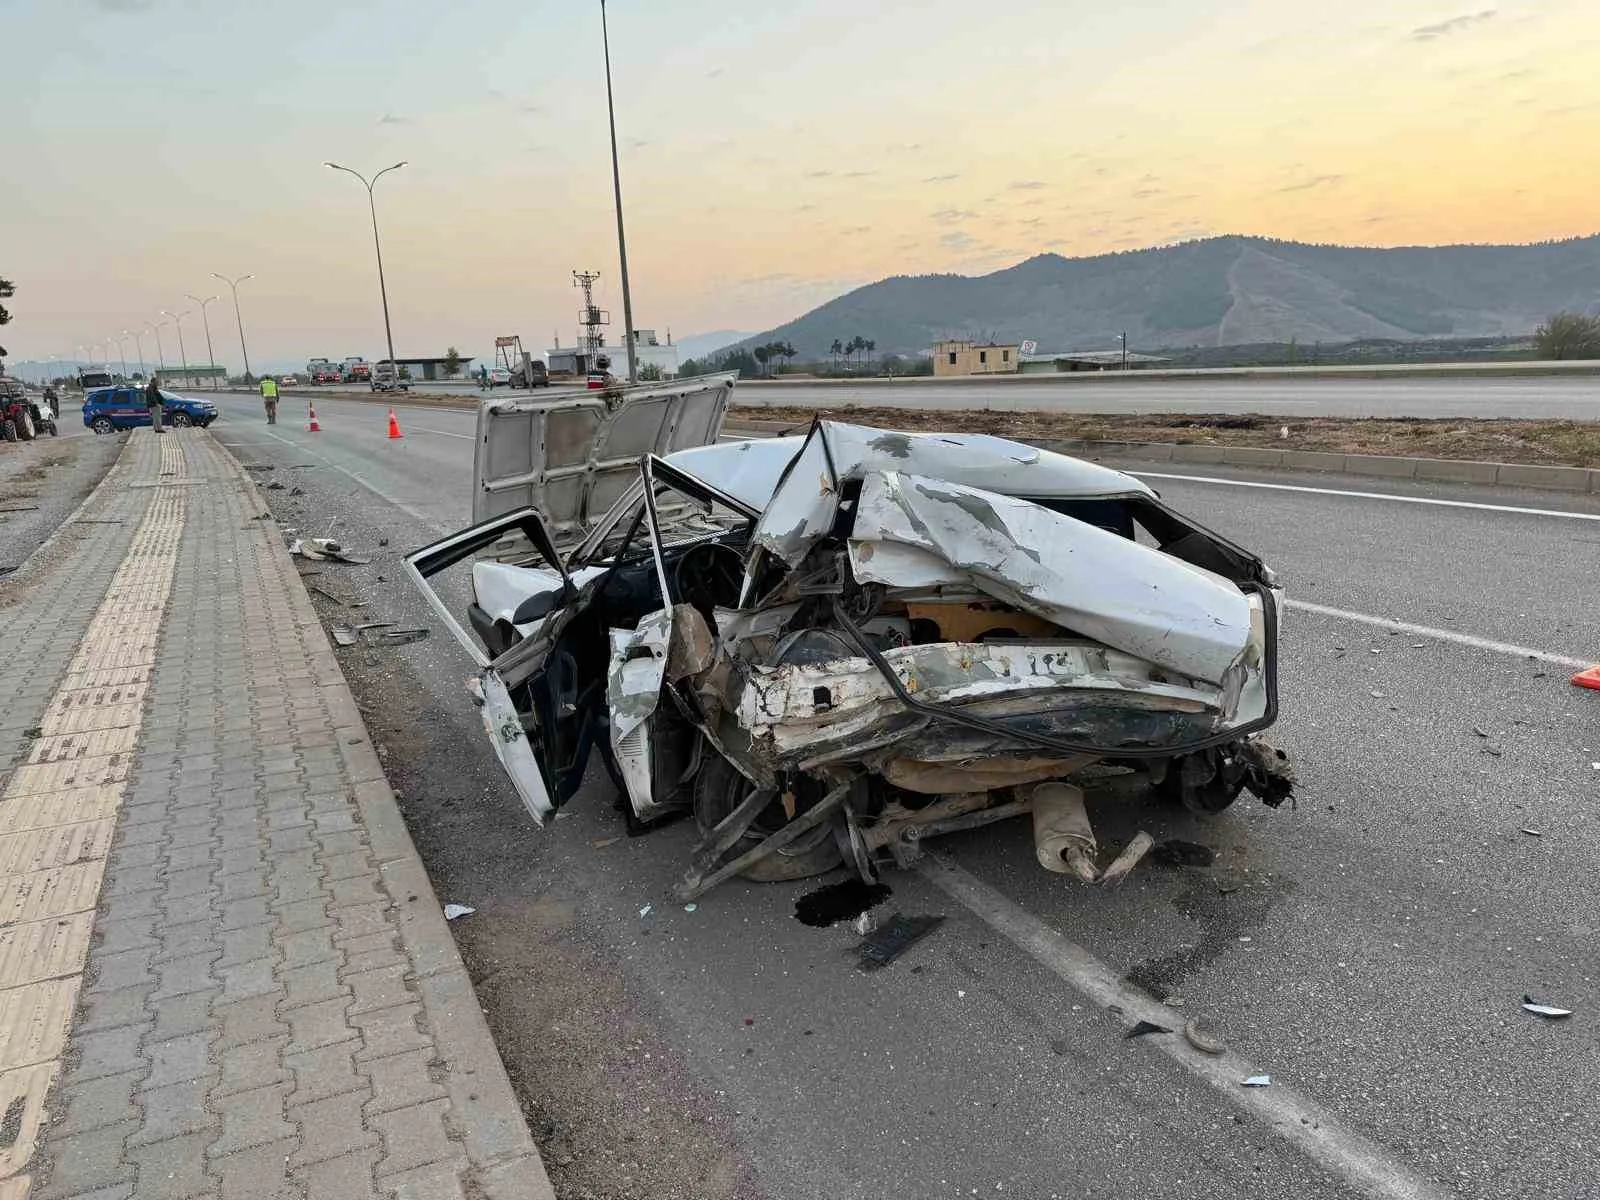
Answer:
[
  {"left": 275, "top": 372, "right": 1600, "bottom": 419},
  {"left": 208, "top": 390, "right": 1600, "bottom": 1200},
  {"left": 735, "top": 377, "right": 1600, "bottom": 420}
]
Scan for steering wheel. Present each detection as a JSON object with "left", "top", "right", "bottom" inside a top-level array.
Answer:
[{"left": 671, "top": 542, "right": 745, "bottom": 618}]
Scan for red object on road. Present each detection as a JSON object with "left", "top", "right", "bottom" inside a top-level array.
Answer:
[
  {"left": 387, "top": 408, "right": 404, "bottom": 440},
  {"left": 307, "top": 403, "right": 321, "bottom": 433},
  {"left": 1572, "top": 665, "right": 1600, "bottom": 690}
]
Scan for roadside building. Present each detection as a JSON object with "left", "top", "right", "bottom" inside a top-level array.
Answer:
[
  {"left": 546, "top": 328, "right": 679, "bottom": 379},
  {"left": 932, "top": 339, "right": 1020, "bottom": 376},
  {"left": 386, "top": 356, "right": 475, "bottom": 382},
  {"left": 1017, "top": 350, "right": 1168, "bottom": 373}
]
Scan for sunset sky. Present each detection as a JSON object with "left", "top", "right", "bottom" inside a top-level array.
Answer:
[{"left": 6, "top": 0, "right": 1599, "bottom": 370}]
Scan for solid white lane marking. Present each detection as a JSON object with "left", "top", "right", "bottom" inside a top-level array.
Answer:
[
  {"left": 919, "top": 857, "right": 1452, "bottom": 1200},
  {"left": 1136, "top": 472, "right": 1600, "bottom": 521},
  {"left": 410, "top": 426, "right": 473, "bottom": 440},
  {"left": 1285, "top": 599, "right": 1591, "bottom": 668}
]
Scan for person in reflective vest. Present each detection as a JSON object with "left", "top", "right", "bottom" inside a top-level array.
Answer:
[{"left": 260, "top": 376, "right": 279, "bottom": 424}]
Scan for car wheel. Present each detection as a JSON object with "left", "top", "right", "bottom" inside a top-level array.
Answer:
[
  {"left": 170, "top": 412, "right": 194, "bottom": 427},
  {"left": 16, "top": 410, "right": 35, "bottom": 441},
  {"left": 692, "top": 753, "right": 843, "bottom": 883},
  {"left": 91, "top": 416, "right": 115, "bottom": 435},
  {"left": 1, "top": 419, "right": 15, "bottom": 443}
]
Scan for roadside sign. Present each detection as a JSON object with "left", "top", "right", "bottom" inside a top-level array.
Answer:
[{"left": 1020, "top": 340, "right": 1038, "bottom": 355}]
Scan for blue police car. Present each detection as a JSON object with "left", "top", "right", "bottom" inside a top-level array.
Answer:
[{"left": 83, "top": 385, "right": 219, "bottom": 434}]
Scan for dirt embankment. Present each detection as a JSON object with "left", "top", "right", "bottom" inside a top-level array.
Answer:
[{"left": 731, "top": 405, "right": 1600, "bottom": 468}]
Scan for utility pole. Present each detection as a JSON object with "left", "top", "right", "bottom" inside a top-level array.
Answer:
[
  {"left": 163, "top": 310, "right": 192, "bottom": 386},
  {"left": 112, "top": 334, "right": 129, "bottom": 379},
  {"left": 127, "top": 330, "right": 146, "bottom": 377},
  {"left": 148, "top": 321, "right": 168, "bottom": 374},
  {"left": 212, "top": 273, "right": 254, "bottom": 380},
  {"left": 1118, "top": 330, "right": 1128, "bottom": 371},
  {"left": 186, "top": 294, "right": 221, "bottom": 389},
  {"left": 325, "top": 162, "right": 406, "bottom": 381},
  {"left": 599, "top": 0, "right": 637, "bottom": 384}
]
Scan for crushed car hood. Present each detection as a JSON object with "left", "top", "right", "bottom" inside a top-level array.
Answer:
[{"left": 472, "top": 371, "right": 737, "bottom": 539}]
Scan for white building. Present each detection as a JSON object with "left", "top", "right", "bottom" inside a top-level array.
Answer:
[{"left": 546, "top": 328, "right": 679, "bottom": 380}]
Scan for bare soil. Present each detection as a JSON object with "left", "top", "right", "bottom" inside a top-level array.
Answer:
[{"left": 732, "top": 405, "right": 1600, "bottom": 468}]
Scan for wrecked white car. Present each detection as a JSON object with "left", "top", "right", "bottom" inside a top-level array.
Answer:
[{"left": 406, "top": 374, "right": 1293, "bottom": 900}]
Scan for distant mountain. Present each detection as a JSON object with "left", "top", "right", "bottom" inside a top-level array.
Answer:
[
  {"left": 676, "top": 330, "right": 757, "bottom": 360},
  {"left": 728, "top": 234, "right": 1600, "bottom": 358}
]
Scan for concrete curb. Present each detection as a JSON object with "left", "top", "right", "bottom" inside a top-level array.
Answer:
[
  {"left": 214, "top": 432, "right": 558, "bottom": 1200},
  {"left": 723, "top": 418, "right": 1599, "bottom": 495}
]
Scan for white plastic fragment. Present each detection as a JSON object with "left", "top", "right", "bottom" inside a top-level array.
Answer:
[
  {"left": 684, "top": 903, "right": 698, "bottom": 913},
  {"left": 443, "top": 904, "right": 476, "bottom": 921},
  {"left": 1242, "top": 1075, "right": 1272, "bottom": 1087},
  {"left": 1521, "top": 996, "right": 1573, "bottom": 1018},
  {"left": 639, "top": 904, "right": 653, "bottom": 918}
]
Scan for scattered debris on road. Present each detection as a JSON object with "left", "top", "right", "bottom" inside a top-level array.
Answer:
[
  {"left": 443, "top": 903, "right": 476, "bottom": 921},
  {"left": 1521, "top": 996, "right": 1573, "bottom": 1019},
  {"left": 857, "top": 913, "right": 945, "bottom": 970},
  {"left": 1100, "top": 832, "right": 1157, "bottom": 886},
  {"left": 1520, "top": 827, "right": 1543, "bottom": 836},
  {"left": 1124, "top": 1020, "right": 1171, "bottom": 1040},
  {"left": 289, "top": 535, "right": 371, "bottom": 564},
  {"left": 1242, "top": 1074, "right": 1272, "bottom": 1087},
  {"left": 1183, "top": 1019, "right": 1226, "bottom": 1055},
  {"left": 795, "top": 878, "right": 894, "bottom": 928}
]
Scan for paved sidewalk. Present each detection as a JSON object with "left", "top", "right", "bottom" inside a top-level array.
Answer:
[{"left": 0, "top": 430, "right": 553, "bottom": 1200}]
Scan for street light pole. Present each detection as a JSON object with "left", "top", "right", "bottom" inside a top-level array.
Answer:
[
  {"left": 127, "top": 330, "right": 146, "bottom": 378},
  {"left": 600, "top": 0, "right": 638, "bottom": 385},
  {"left": 112, "top": 334, "right": 129, "bottom": 379},
  {"left": 162, "top": 310, "right": 191, "bottom": 387},
  {"left": 325, "top": 161, "right": 405, "bottom": 380},
  {"left": 148, "top": 322, "right": 168, "bottom": 374},
  {"left": 211, "top": 273, "right": 254, "bottom": 380},
  {"left": 1118, "top": 330, "right": 1128, "bottom": 371},
  {"left": 186, "top": 294, "right": 221, "bottom": 389}
]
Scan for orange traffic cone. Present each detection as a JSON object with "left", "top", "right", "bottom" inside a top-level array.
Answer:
[
  {"left": 1572, "top": 665, "right": 1600, "bottom": 691},
  {"left": 307, "top": 403, "right": 321, "bottom": 433},
  {"left": 386, "top": 408, "right": 403, "bottom": 440}
]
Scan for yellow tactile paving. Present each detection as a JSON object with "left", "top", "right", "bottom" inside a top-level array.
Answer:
[
  {"left": 0, "top": 863, "right": 107, "bottom": 928},
  {"left": 0, "top": 980, "right": 78, "bottom": 1071},
  {"left": 0, "top": 822, "right": 116, "bottom": 875},
  {"left": 0, "top": 1065, "right": 56, "bottom": 1181},
  {"left": 0, "top": 436, "right": 189, "bottom": 1198},
  {"left": 0, "top": 914, "right": 96, "bottom": 989},
  {"left": 24, "top": 727, "right": 139, "bottom": 766},
  {"left": 0, "top": 787, "right": 121, "bottom": 837}
]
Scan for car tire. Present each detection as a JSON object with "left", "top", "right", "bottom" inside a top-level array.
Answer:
[
  {"left": 91, "top": 416, "right": 115, "bottom": 435},
  {"left": 170, "top": 412, "right": 193, "bottom": 427},
  {"left": 692, "top": 753, "right": 844, "bottom": 883},
  {"left": 1, "top": 419, "right": 15, "bottom": 443}
]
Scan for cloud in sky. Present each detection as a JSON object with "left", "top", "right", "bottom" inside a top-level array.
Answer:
[
  {"left": 1410, "top": 9, "right": 1495, "bottom": 40},
  {"left": 94, "top": 0, "right": 153, "bottom": 10},
  {"left": 1009, "top": 180, "right": 1047, "bottom": 190},
  {"left": 932, "top": 208, "right": 979, "bottom": 224},
  {"left": 923, "top": 173, "right": 961, "bottom": 184},
  {"left": 378, "top": 113, "right": 409, "bottom": 125}
]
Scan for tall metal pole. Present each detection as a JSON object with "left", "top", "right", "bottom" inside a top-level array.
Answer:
[
  {"left": 212, "top": 273, "right": 254, "bottom": 380},
  {"left": 325, "top": 162, "right": 405, "bottom": 379},
  {"left": 126, "top": 330, "right": 145, "bottom": 377},
  {"left": 148, "top": 322, "right": 168, "bottom": 374},
  {"left": 1119, "top": 330, "right": 1128, "bottom": 371},
  {"left": 187, "top": 295, "right": 220, "bottom": 389},
  {"left": 163, "top": 310, "right": 191, "bottom": 387},
  {"left": 600, "top": 0, "right": 638, "bottom": 385},
  {"left": 112, "top": 334, "right": 129, "bottom": 379}
]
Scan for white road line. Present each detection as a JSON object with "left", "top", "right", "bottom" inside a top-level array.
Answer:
[
  {"left": 1135, "top": 472, "right": 1600, "bottom": 521},
  {"left": 1285, "top": 599, "right": 1591, "bottom": 668},
  {"left": 918, "top": 857, "right": 1452, "bottom": 1200},
  {"left": 409, "top": 426, "right": 474, "bottom": 440}
]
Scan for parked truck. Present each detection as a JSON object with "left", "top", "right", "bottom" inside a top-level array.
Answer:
[
  {"left": 342, "top": 357, "right": 371, "bottom": 384},
  {"left": 307, "top": 358, "right": 341, "bottom": 385}
]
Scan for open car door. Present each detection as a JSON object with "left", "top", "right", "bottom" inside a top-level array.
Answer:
[{"left": 405, "top": 509, "right": 597, "bottom": 826}]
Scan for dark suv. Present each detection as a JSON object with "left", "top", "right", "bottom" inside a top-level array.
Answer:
[{"left": 83, "top": 386, "right": 218, "bottom": 433}]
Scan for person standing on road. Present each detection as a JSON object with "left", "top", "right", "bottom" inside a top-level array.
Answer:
[
  {"left": 478, "top": 364, "right": 489, "bottom": 390},
  {"left": 145, "top": 375, "right": 166, "bottom": 433},
  {"left": 260, "top": 375, "right": 279, "bottom": 424}
]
